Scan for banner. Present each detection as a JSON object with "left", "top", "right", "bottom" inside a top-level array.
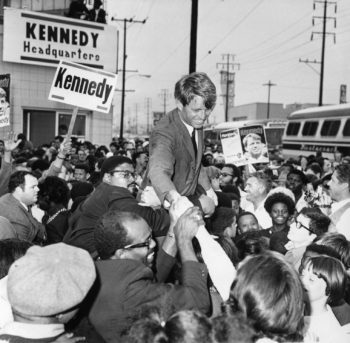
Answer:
[
  {"left": 3, "top": 7, "right": 118, "bottom": 71},
  {"left": 220, "top": 124, "right": 269, "bottom": 166},
  {"left": 48, "top": 60, "right": 117, "bottom": 113},
  {"left": 0, "top": 74, "right": 11, "bottom": 128}
]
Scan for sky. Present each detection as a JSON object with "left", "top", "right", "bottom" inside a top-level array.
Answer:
[{"left": 105, "top": 0, "right": 350, "bottom": 133}]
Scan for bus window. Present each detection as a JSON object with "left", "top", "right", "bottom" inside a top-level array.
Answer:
[
  {"left": 286, "top": 122, "right": 300, "bottom": 136},
  {"left": 320, "top": 120, "right": 340, "bottom": 136},
  {"left": 302, "top": 121, "right": 318, "bottom": 136},
  {"left": 343, "top": 119, "right": 350, "bottom": 136}
]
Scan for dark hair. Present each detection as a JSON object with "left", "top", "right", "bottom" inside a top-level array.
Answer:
[
  {"left": 306, "top": 162, "right": 322, "bottom": 176},
  {"left": 315, "top": 233, "right": 350, "bottom": 269},
  {"left": 225, "top": 252, "right": 304, "bottom": 342},
  {"left": 0, "top": 239, "right": 32, "bottom": 278},
  {"left": 221, "top": 184, "right": 241, "bottom": 199},
  {"left": 174, "top": 72, "right": 216, "bottom": 110},
  {"left": 287, "top": 169, "right": 308, "bottom": 185},
  {"left": 165, "top": 310, "right": 213, "bottom": 343},
  {"left": 209, "top": 207, "right": 236, "bottom": 237},
  {"left": 236, "top": 211, "right": 259, "bottom": 233},
  {"left": 299, "top": 207, "right": 330, "bottom": 236},
  {"left": 8, "top": 171, "right": 33, "bottom": 193},
  {"left": 235, "top": 231, "right": 269, "bottom": 261},
  {"left": 38, "top": 176, "right": 70, "bottom": 207},
  {"left": 222, "top": 164, "right": 243, "bottom": 186},
  {"left": 300, "top": 255, "right": 347, "bottom": 306},
  {"left": 94, "top": 210, "right": 143, "bottom": 259},
  {"left": 212, "top": 312, "right": 257, "bottom": 343},
  {"left": 132, "top": 151, "right": 148, "bottom": 165},
  {"left": 264, "top": 192, "right": 295, "bottom": 215},
  {"left": 31, "top": 159, "right": 50, "bottom": 172},
  {"left": 54, "top": 135, "right": 64, "bottom": 143},
  {"left": 74, "top": 163, "right": 90, "bottom": 173},
  {"left": 334, "top": 164, "right": 350, "bottom": 192}
]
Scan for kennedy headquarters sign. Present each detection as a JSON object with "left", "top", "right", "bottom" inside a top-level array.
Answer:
[
  {"left": 3, "top": 7, "right": 118, "bottom": 71},
  {"left": 49, "top": 61, "right": 117, "bottom": 113}
]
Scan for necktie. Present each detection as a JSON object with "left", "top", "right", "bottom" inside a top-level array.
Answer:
[{"left": 191, "top": 129, "right": 197, "bottom": 156}]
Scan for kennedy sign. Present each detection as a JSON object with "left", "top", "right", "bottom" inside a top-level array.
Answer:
[
  {"left": 3, "top": 7, "right": 118, "bottom": 71},
  {"left": 49, "top": 61, "right": 117, "bottom": 113}
]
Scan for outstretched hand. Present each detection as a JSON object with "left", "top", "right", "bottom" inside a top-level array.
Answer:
[{"left": 4, "top": 132, "right": 21, "bottom": 152}]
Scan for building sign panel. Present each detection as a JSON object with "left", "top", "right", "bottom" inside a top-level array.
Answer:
[
  {"left": 3, "top": 7, "right": 118, "bottom": 71},
  {"left": 48, "top": 60, "right": 117, "bottom": 113}
]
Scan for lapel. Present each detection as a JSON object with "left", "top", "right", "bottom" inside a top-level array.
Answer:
[{"left": 172, "top": 109, "right": 196, "bottom": 161}]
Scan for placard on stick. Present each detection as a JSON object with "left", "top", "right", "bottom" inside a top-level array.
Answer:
[{"left": 49, "top": 60, "right": 117, "bottom": 138}]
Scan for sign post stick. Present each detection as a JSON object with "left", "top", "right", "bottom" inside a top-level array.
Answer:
[{"left": 66, "top": 106, "right": 79, "bottom": 139}]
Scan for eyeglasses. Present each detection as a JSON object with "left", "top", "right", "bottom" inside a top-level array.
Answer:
[
  {"left": 124, "top": 234, "right": 152, "bottom": 250},
  {"left": 110, "top": 170, "right": 135, "bottom": 178},
  {"left": 291, "top": 217, "right": 313, "bottom": 233},
  {"left": 220, "top": 172, "right": 233, "bottom": 177}
]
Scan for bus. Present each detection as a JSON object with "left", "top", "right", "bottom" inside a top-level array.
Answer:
[
  {"left": 282, "top": 103, "right": 350, "bottom": 160},
  {"left": 204, "top": 119, "right": 287, "bottom": 151}
]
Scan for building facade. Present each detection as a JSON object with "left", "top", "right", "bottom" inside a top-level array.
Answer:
[{"left": 0, "top": 0, "right": 117, "bottom": 147}]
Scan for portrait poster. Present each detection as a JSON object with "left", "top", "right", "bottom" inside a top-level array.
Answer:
[
  {"left": 239, "top": 125, "right": 269, "bottom": 165},
  {"left": 0, "top": 74, "right": 11, "bottom": 128}
]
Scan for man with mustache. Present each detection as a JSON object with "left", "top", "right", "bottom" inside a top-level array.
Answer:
[{"left": 64, "top": 156, "right": 169, "bottom": 257}]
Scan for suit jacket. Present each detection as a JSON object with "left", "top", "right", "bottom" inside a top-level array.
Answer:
[
  {"left": 64, "top": 182, "right": 170, "bottom": 254},
  {"left": 0, "top": 194, "right": 46, "bottom": 243},
  {"left": 88, "top": 254, "right": 210, "bottom": 342},
  {"left": 145, "top": 108, "right": 211, "bottom": 203}
]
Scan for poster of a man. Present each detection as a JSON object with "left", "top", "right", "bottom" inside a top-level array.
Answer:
[
  {"left": 240, "top": 126, "right": 269, "bottom": 164},
  {"left": 0, "top": 74, "right": 11, "bottom": 128}
]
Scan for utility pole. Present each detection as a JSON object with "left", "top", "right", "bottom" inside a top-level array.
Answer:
[
  {"left": 159, "top": 89, "right": 170, "bottom": 116},
  {"left": 145, "top": 97, "right": 152, "bottom": 134},
  {"left": 189, "top": 0, "right": 198, "bottom": 73},
  {"left": 216, "top": 54, "right": 240, "bottom": 122},
  {"left": 111, "top": 17, "right": 147, "bottom": 140},
  {"left": 263, "top": 81, "right": 277, "bottom": 119},
  {"left": 134, "top": 103, "right": 138, "bottom": 135},
  {"left": 300, "top": 0, "right": 336, "bottom": 106}
]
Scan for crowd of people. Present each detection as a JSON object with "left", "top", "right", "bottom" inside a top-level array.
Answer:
[{"left": 0, "top": 72, "right": 349, "bottom": 343}]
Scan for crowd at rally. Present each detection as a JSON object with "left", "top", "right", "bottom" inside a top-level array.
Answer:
[{"left": 0, "top": 72, "right": 349, "bottom": 343}]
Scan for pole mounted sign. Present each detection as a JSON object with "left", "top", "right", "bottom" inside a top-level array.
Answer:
[
  {"left": 49, "top": 60, "right": 117, "bottom": 113},
  {"left": 49, "top": 60, "right": 117, "bottom": 138}
]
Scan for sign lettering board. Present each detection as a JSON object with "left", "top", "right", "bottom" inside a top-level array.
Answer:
[
  {"left": 3, "top": 7, "right": 118, "bottom": 72},
  {"left": 220, "top": 124, "right": 269, "bottom": 166},
  {"left": 48, "top": 60, "right": 117, "bottom": 113}
]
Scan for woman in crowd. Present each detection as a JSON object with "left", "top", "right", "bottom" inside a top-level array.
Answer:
[
  {"left": 224, "top": 251, "right": 304, "bottom": 342},
  {"left": 299, "top": 254, "right": 348, "bottom": 342},
  {"left": 262, "top": 191, "right": 295, "bottom": 254}
]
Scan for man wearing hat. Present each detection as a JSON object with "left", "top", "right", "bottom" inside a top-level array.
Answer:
[
  {"left": 0, "top": 243, "right": 96, "bottom": 342},
  {"left": 64, "top": 156, "right": 169, "bottom": 256}
]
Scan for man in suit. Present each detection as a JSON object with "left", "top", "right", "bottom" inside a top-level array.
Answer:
[
  {"left": 0, "top": 171, "right": 46, "bottom": 243},
  {"left": 144, "top": 72, "right": 218, "bottom": 214}
]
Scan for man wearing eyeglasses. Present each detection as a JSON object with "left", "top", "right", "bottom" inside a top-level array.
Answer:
[
  {"left": 285, "top": 207, "right": 330, "bottom": 268},
  {"left": 64, "top": 156, "right": 170, "bottom": 256},
  {"left": 142, "top": 72, "right": 218, "bottom": 216},
  {"left": 89, "top": 207, "right": 209, "bottom": 342}
]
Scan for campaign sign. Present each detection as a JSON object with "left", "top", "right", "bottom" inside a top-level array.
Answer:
[
  {"left": 220, "top": 124, "right": 270, "bottom": 166},
  {"left": 49, "top": 60, "right": 117, "bottom": 113},
  {"left": 220, "top": 128, "right": 247, "bottom": 166},
  {"left": 0, "top": 74, "right": 11, "bottom": 128}
]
